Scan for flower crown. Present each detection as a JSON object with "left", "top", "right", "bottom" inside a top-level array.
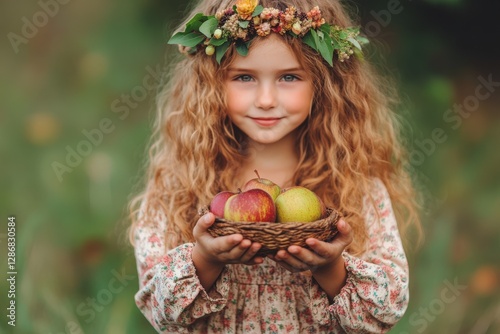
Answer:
[{"left": 168, "top": 0, "right": 368, "bottom": 66}]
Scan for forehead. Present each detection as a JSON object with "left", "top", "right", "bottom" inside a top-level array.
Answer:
[{"left": 228, "top": 35, "right": 302, "bottom": 70}]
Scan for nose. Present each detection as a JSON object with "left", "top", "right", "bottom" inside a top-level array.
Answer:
[{"left": 255, "top": 82, "right": 278, "bottom": 110}]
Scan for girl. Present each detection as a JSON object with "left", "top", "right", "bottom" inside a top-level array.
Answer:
[{"left": 130, "top": 0, "right": 421, "bottom": 332}]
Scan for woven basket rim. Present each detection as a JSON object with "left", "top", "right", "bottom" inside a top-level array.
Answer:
[
  {"left": 199, "top": 206, "right": 340, "bottom": 225},
  {"left": 199, "top": 206, "right": 341, "bottom": 255}
]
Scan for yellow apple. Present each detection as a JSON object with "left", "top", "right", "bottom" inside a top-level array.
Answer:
[{"left": 275, "top": 186, "right": 325, "bottom": 223}]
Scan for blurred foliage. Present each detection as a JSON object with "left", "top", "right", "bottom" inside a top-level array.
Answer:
[{"left": 1, "top": 0, "right": 499, "bottom": 333}]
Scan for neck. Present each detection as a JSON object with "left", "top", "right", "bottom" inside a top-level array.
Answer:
[{"left": 238, "top": 133, "right": 299, "bottom": 188}]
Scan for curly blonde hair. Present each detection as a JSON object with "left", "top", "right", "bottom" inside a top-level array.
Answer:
[{"left": 129, "top": 0, "right": 422, "bottom": 255}]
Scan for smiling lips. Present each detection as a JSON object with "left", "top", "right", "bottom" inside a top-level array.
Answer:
[{"left": 251, "top": 117, "right": 282, "bottom": 127}]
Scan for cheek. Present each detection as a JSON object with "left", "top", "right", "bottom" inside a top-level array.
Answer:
[
  {"left": 288, "top": 89, "right": 313, "bottom": 114},
  {"left": 224, "top": 87, "right": 237, "bottom": 115},
  {"left": 226, "top": 87, "right": 249, "bottom": 115},
  {"left": 226, "top": 94, "right": 240, "bottom": 116}
]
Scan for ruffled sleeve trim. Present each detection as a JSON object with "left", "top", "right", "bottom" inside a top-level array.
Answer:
[
  {"left": 133, "top": 201, "right": 233, "bottom": 334},
  {"left": 326, "top": 178, "right": 409, "bottom": 332}
]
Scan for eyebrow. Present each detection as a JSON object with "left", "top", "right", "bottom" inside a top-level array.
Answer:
[{"left": 227, "top": 67, "right": 306, "bottom": 72}]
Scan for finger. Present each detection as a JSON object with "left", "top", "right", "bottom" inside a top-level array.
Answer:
[
  {"left": 239, "top": 242, "right": 262, "bottom": 263},
  {"left": 244, "top": 256, "right": 264, "bottom": 265},
  {"left": 307, "top": 220, "right": 352, "bottom": 258},
  {"left": 287, "top": 245, "right": 323, "bottom": 266},
  {"left": 194, "top": 214, "right": 248, "bottom": 254},
  {"left": 210, "top": 238, "right": 250, "bottom": 261},
  {"left": 213, "top": 234, "right": 245, "bottom": 254},
  {"left": 278, "top": 259, "right": 307, "bottom": 273},
  {"left": 267, "top": 255, "right": 297, "bottom": 272},
  {"left": 193, "top": 213, "right": 215, "bottom": 238},
  {"left": 275, "top": 249, "right": 310, "bottom": 272},
  {"left": 304, "top": 238, "right": 333, "bottom": 258},
  {"left": 335, "top": 219, "right": 353, "bottom": 247}
]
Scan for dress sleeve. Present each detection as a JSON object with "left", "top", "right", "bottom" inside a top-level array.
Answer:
[
  {"left": 310, "top": 179, "right": 410, "bottom": 333},
  {"left": 133, "top": 207, "right": 231, "bottom": 332}
]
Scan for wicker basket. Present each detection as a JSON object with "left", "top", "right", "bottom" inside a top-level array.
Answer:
[{"left": 199, "top": 207, "right": 341, "bottom": 256}]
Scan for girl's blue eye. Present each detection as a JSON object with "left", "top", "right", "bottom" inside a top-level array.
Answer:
[
  {"left": 237, "top": 75, "right": 253, "bottom": 82},
  {"left": 282, "top": 75, "right": 298, "bottom": 82}
]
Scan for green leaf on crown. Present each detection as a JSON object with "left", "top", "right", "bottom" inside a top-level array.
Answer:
[
  {"left": 199, "top": 17, "right": 218, "bottom": 38},
  {"left": 167, "top": 31, "right": 205, "bottom": 47},
  {"left": 356, "top": 35, "right": 369, "bottom": 46},
  {"left": 186, "top": 13, "right": 207, "bottom": 32},
  {"left": 348, "top": 37, "right": 361, "bottom": 51},
  {"left": 252, "top": 5, "right": 264, "bottom": 17},
  {"left": 310, "top": 29, "right": 321, "bottom": 51},
  {"left": 299, "top": 27, "right": 336, "bottom": 66},
  {"left": 322, "top": 34, "right": 334, "bottom": 66},
  {"left": 216, "top": 41, "right": 230, "bottom": 64},
  {"left": 320, "top": 24, "right": 331, "bottom": 38},
  {"left": 209, "top": 37, "right": 228, "bottom": 46},
  {"left": 239, "top": 20, "right": 250, "bottom": 29},
  {"left": 302, "top": 30, "right": 317, "bottom": 52},
  {"left": 331, "top": 38, "right": 340, "bottom": 50},
  {"left": 235, "top": 40, "right": 249, "bottom": 56}
]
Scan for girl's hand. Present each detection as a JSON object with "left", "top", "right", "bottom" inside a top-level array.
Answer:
[
  {"left": 269, "top": 219, "right": 353, "bottom": 274},
  {"left": 192, "top": 212, "right": 264, "bottom": 267}
]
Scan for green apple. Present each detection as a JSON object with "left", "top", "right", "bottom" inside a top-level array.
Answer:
[
  {"left": 275, "top": 186, "right": 325, "bottom": 223},
  {"left": 241, "top": 170, "right": 281, "bottom": 201}
]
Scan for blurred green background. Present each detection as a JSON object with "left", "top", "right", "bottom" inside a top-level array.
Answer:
[{"left": 1, "top": 0, "right": 499, "bottom": 333}]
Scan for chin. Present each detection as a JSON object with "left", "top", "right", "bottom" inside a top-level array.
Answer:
[{"left": 249, "top": 134, "right": 282, "bottom": 145}]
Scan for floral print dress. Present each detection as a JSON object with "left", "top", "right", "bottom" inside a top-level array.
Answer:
[{"left": 134, "top": 179, "right": 409, "bottom": 333}]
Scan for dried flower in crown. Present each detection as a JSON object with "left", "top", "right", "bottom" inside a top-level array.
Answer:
[
  {"left": 236, "top": 0, "right": 259, "bottom": 20},
  {"left": 168, "top": 1, "right": 368, "bottom": 66}
]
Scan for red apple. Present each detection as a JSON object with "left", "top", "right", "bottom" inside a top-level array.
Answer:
[
  {"left": 275, "top": 186, "right": 325, "bottom": 223},
  {"left": 224, "top": 188, "right": 276, "bottom": 222},
  {"left": 242, "top": 170, "right": 281, "bottom": 201},
  {"left": 209, "top": 191, "right": 235, "bottom": 218}
]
